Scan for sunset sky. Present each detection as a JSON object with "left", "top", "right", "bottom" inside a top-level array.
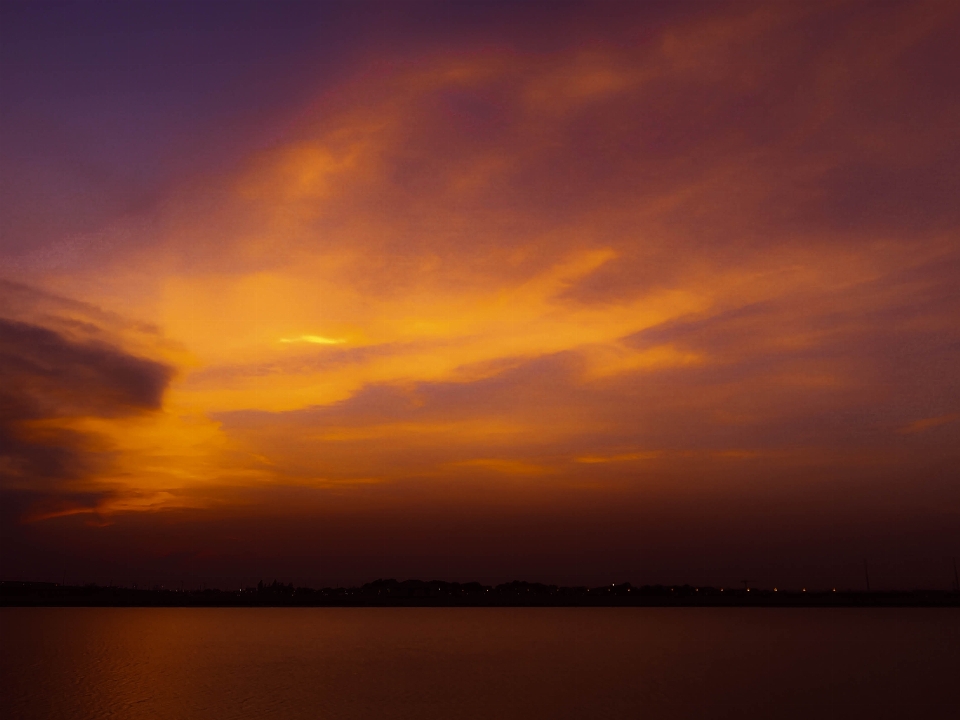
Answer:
[{"left": 2, "top": 0, "right": 958, "bottom": 589}]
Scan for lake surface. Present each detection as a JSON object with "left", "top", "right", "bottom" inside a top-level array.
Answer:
[{"left": 2, "top": 608, "right": 958, "bottom": 719}]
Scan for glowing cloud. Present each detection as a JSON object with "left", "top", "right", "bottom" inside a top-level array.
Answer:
[{"left": 279, "top": 335, "right": 347, "bottom": 345}]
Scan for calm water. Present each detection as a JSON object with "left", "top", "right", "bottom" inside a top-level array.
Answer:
[{"left": 1, "top": 608, "right": 958, "bottom": 719}]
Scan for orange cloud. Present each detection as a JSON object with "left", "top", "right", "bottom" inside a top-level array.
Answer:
[{"left": 4, "top": 2, "right": 958, "bottom": 546}]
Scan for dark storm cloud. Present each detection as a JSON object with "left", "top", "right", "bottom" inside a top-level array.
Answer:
[
  {"left": 0, "top": 316, "right": 173, "bottom": 491},
  {"left": 0, "top": 319, "right": 171, "bottom": 417}
]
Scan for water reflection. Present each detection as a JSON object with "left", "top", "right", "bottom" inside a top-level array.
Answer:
[{"left": 2, "top": 608, "right": 958, "bottom": 719}]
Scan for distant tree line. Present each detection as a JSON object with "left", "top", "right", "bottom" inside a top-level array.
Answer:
[{"left": 2, "top": 579, "right": 957, "bottom": 607}]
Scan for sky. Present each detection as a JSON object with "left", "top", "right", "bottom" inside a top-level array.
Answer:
[{"left": 1, "top": 0, "right": 958, "bottom": 590}]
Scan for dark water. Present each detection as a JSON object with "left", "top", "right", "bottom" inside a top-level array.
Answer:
[{"left": 2, "top": 608, "right": 958, "bottom": 719}]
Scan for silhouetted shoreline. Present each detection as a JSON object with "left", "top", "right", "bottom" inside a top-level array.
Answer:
[{"left": 2, "top": 579, "right": 957, "bottom": 607}]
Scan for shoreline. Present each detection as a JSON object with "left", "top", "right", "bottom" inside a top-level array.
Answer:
[{"left": 3, "top": 580, "right": 957, "bottom": 608}]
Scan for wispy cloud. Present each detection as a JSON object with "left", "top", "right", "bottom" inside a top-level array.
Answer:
[{"left": 897, "top": 414, "right": 960, "bottom": 435}]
